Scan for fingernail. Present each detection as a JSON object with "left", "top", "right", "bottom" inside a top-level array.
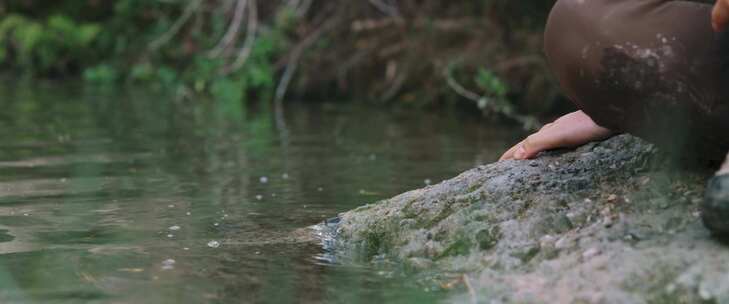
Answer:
[{"left": 514, "top": 146, "right": 526, "bottom": 160}]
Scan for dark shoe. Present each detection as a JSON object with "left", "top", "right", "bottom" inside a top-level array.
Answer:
[{"left": 702, "top": 174, "right": 729, "bottom": 236}]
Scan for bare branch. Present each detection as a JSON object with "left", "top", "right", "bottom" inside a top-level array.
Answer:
[
  {"left": 275, "top": 15, "right": 340, "bottom": 102},
  {"left": 148, "top": 0, "right": 202, "bottom": 52},
  {"left": 444, "top": 66, "right": 485, "bottom": 103},
  {"left": 222, "top": 0, "right": 258, "bottom": 74},
  {"left": 368, "top": 0, "right": 400, "bottom": 17},
  {"left": 208, "top": 0, "right": 248, "bottom": 58}
]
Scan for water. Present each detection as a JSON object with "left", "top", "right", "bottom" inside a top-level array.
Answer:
[{"left": 0, "top": 82, "right": 521, "bottom": 303}]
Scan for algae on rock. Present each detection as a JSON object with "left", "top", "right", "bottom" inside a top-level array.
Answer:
[{"left": 317, "top": 135, "right": 729, "bottom": 303}]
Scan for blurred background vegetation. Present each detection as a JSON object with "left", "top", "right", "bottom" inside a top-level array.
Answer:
[{"left": 0, "top": 0, "right": 567, "bottom": 129}]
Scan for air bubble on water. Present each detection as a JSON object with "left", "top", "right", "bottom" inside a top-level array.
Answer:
[
  {"left": 213, "top": 222, "right": 219, "bottom": 227},
  {"left": 259, "top": 176, "right": 269, "bottom": 184},
  {"left": 23, "top": 213, "right": 29, "bottom": 216},
  {"left": 167, "top": 234, "right": 174, "bottom": 238},
  {"left": 424, "top": 179, "right": 432, "bottom": 186},
  {"left": 317, "top": 187, "right": 324, "bottom": 192},
  {"left": 271, "top": 193, "right": 276, "bottom": 197},
  {"left": 359, "top": 189, "right": 366, "bottom": 194},
  {"left": 256, "top": 195, "right": 263, "bottom": 200},
  {"left": 168, "top": 204, "right": 175, "bottom": 208},
  {"left": 186, "top": 212, "right": 191, "bottom": 216},
  {"left": 255, "top": 251, "right": 261, "bottom": 255},
  {"left": 369, "top": 154, "right": 377, "bottom": 161},
  {"left": 169, "top": 225, "right": 181, "bottom": 231},
  {"left": 183, "top": 247, "right": 190, "bottom": 251},
  {"left": 207, "top": 240, "right": 221, "bottom": 248},
  {"left": 161, "top": 258, "right": 176, "bottom": 270},
  {"left": 282, "top": 173, "right": 289, "bottom": 179}
]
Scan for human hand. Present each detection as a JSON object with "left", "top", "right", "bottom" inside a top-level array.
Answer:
[
  {"left": 713, "top": 0, "right": 729, "bottom": 32},
  {"left": 499, "top": 111, "right": 614, "bottom": 161}
]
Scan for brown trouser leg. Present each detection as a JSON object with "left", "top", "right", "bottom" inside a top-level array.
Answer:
[{"left": 545, "top": 0, "right": 729, "bottom": 160}]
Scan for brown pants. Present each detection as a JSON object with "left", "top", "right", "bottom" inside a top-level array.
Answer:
[{"left": 545, "top": 0, "right": 729, "bottom": 160}]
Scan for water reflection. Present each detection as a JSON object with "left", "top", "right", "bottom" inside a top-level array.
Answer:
[{"left": 0, "top": 82, "right": 521, "bottom": 303}]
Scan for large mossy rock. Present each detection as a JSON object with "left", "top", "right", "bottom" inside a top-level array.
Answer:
[{"left": 323, "top": 135, "right": 729, "bottom": 303}]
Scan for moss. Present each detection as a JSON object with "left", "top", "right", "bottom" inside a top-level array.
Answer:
[
  {"left": 436, "top": 236, "right": 472, "bottom": 259},
  {"left": 364, "top": 230, "right": 390, "bottom": 258},
  {"left": 401, "top": 198, "right": 422, "bottom": 220},
  {"left": 510, "top": 245, "right": 540, "bottom": 263},
  {"left": 475, "top": 226, "right": 501, "bottom": 250},
  {"left": 421, "top": 200, "right": 458, "bottom": 229}
]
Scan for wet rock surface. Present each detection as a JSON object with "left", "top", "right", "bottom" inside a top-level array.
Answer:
[{"left": 319, "top": 135, "right": 729, "bottom": 303}]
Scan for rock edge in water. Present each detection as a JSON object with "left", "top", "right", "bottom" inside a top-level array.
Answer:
[{"left": 316, "top": 135, "right": 729, "bottom": 303}]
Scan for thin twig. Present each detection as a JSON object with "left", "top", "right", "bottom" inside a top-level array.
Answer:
[
  {"left": 462, "top": 274, "right": 478, "bottom": 304},
  {"left": 444, "top": 66, "right": 485, "bottom": 103},
  {"left": 148, "top": 0, "right": 201, "bottom": 52},
  {"left": 294, "top": 0, "right": 313, "bottom": 17},
  {"left": 368, "top": 0, "right": 400, "bottom": 17},
  {"left": 275, "top": 14, "right": 340, "bottom": 102},
  {"left": 380, "top": 73, "right": 406, "bottom": 102},
  {"left": 222, "top": 0, "right": 258, "bottom": 74},
  {"left": 208, "top": 0, "right": 247, "bottom": 58}
]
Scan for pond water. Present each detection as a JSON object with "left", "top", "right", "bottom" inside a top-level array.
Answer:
[{"left": 0, "top": 82, "right": 522, "bottom": 303}]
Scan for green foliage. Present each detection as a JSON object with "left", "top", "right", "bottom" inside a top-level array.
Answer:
[
  {"left": 475, "top": 68, "right": 508, "bottom": 98},
  {"left": 446, "top": 63, "right": 540, "bottom": 130},
  {"left": 2, "top": 0, "right": 287, "bottom": 106},
  {"left": 1, "top": 1, "right": 556, "bottom": 117},
  {"left": 83, "top": 65, "right": 119, "bottom": 84},
  {"left": 0, "top": 14, "right": 100, "bottom": 73}
]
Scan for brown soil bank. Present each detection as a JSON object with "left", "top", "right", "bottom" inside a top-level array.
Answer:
[{"left": 315, "top": 135, "right": 729, "bottom": 303}]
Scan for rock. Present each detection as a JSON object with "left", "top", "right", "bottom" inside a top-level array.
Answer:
[
  {"left": 702, "top": 174, "right": 729, "bottom": 236},
  {"left": 314, "top": 135, "right": 729, "bottom": 303}
]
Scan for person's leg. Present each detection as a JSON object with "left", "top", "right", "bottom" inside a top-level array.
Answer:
[
  {"left": 502, "top": 0, "right": 729, "bottom": 235},
  {"left": 503, "top": 0, "right": 729, "bottom": 161}
]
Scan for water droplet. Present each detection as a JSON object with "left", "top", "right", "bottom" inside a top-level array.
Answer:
[
  {"left": 424, "top": 179, "right": 432, "bottom": 186},
  {"left": 259, "top": 176, "right": 269, "bottom": 184},
  {"left": 169, "top": 225, "right": 181, "bottom": 231},
  {"left": 161, "top": 258, "right": 176, "bottom": 270},
  {"left": 207, "top": 240, "right": 221, "bottom": 248}
]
